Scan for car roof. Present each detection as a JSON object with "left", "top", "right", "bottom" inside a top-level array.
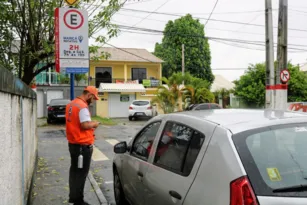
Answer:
[{"left": 154, "top": 109, "right": 307, "bottom": 134}]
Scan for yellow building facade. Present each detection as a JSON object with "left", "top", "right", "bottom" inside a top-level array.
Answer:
[{"left": 89, "top": 48, "right": 163, "bottom": 118}]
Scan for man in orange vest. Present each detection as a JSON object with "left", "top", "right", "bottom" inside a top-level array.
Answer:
[{"left": 66, "top": 86, "right": 100, "bottom": 205}]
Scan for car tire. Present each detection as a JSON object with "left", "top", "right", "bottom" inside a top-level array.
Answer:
[
  {"left": 114, "top": 168, "right": 128, "bottom": 205},
  {"left": 128, "top": 116, "right": 132, "bottom": 121},
  {"left": 47, "top": 118, "right": 51, "bottom": 124}
]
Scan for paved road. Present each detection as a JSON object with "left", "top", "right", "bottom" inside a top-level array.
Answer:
[
  {"left": 36, "top": 118, "right": 147, "bottom": 205},
  {"left": 91, "top": 119, "right": 147, "bottom": 204}
]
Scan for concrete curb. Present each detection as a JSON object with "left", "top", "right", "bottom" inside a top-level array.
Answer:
[{"left": 88, "top": 171, "right": 109, "bottom": 205}]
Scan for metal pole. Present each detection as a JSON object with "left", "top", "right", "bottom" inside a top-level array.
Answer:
[
  {"left": 276, "top": 0, "right": 288, "bottom": 85},
  {"left": 276, "top": 0, "right": 288, "bottom": 110},
  {"left": 182, "top": 44, "right": 185, "bottom": 85},
  {"left": 265, "top": 0, "right": 275, "bottom": 109},
  {"left": 70, "top": 73, "right": 74, "bottom": 100}
]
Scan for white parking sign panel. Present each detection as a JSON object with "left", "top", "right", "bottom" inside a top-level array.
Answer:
[{"left": 55, "top": 8, "right": 89, "bottom": 73}]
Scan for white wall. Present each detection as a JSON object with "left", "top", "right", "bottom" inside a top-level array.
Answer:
[{"left": 0, "top": 92, "right": 37, "bottom": 205}]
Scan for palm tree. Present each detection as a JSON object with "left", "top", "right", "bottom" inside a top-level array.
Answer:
[
  {"left": 152, "top": 72, "right": 188, "bottom": 113},
  {"left": 182, "top": 77, "right": 214, "bottom": 109}
]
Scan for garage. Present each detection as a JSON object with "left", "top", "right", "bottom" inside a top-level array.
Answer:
[
  {"left": 99, "top": 83, "right": 146, "bottom": 118},
  {"left": 47, "top": 90, "right": 64, "bottom": 105},
  {"left": 109, "top": 94, "right": 136, "bottom": 118}
]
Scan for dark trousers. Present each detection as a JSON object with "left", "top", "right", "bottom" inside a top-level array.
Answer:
[{"left": 68, "top": 143, "right": 93, "bottom": 203}]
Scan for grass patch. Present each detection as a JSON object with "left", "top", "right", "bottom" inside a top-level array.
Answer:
[{"left": 92, "top": 116, "right": 117, "bottom": 126}]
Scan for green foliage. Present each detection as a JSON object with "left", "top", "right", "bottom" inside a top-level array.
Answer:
[
  {"left": 152, "top": 72, "right": 215, "bottom": 113},
  {"left": 233, "top": 62, "right": 307, "bottom": 107},
  {"left": 0, "top": 0, "right": 124, "bottom": 84},
  {"left": 182, "top": 75, "right": 214, "bottom": 108},
  {"left": 154, "top": 14, "right": 214, "bottom": 84},
  {"left": 74, "top": 74, "right": 87, "bottom": 86}
]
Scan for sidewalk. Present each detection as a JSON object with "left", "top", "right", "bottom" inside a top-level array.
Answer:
[{"left": 30, "top": 126, "right": 102, "bottom": 205}]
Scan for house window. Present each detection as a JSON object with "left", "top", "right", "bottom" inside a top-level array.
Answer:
[
  {"left": 96, "top": 67, "right": 112, "bottom": 87},
  {"left": 132, "top": 68, "right": 146, "bottom": 84},
  {"left": 120, "top": 95, "right": 130, "bottom": 102}
]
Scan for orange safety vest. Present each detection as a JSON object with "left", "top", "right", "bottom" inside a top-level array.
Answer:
[{"left": 65, "top": 98, "right": 94, "bottom": 145}]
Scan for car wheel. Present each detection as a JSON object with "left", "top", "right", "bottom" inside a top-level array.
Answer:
[
  {"left": 114, "top": 168, "right": 128, "bottom": 205},
  {"left": 47, "top": 118, "right": 51, "bottom": 124},
  {"left": 128, "top": 116, "right": 132, "bottom": 121}
]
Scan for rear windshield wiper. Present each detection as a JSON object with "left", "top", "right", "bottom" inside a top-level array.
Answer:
[{"left": 273, "top": 184, "right": 307, "bottom": 193}]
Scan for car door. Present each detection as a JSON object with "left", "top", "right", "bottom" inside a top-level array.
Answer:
[
  {"left": 121, "top": 121, "right": 162, "bottom": 205},
  {"left": 143, "top": 120, "right": 209, "bottom": 205}
]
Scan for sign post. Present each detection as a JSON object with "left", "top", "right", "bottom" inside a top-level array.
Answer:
[
  {"left": 55, "top": 7, "right": 89, "bottom": 100},
  {"left": 275, "top": 69, "right": 290, "bottom": 110}
]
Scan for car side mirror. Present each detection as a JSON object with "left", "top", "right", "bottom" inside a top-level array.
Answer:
[
  {"left": 127, "top": 145, "right": 131, "bottom": 152},
  {"left": 114, "top": 141, "right": 127, "bottom": 154}
]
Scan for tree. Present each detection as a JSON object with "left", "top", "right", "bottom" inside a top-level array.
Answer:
[
  {"left": 74, "top": 74, "right": 87, "bottom": 86},
  {"left": 152, "top": 72, "right": 215, "bottom": 113},
  {"left": 154, "top": 14, "right": 214, "bottom": 84},
  {"left": 233, "top": 62, "right": 307, "bottom": 107},
  {"left": 152, "top": 72, "right": 189, "bottom": 113},
  {"left": 183, "top": 76, "right": 214, "bottom": 108},
  {"left": 0, "top": 0, "right": 124, "bottom": 85}
]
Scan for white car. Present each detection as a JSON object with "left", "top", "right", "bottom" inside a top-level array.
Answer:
[{"left": 128, "top": 100, "right": 157, "bottom": 121}]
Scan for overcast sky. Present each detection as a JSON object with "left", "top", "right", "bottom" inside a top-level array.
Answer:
[{"left": 89, "top": 0, "right": 307, "bottom": 82}]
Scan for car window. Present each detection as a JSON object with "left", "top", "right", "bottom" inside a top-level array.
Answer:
[
  {"left": 154, "top": 122, "right": 205, "bottom": 176},
  {"left": 210, "top": 104, "right": 221, "bottom": 109},
  {"left": 233, "top": 124, "right": 307, "bottom": 197},
  {"left": 131, "top": 121, "right": 161, "bottom": 161},
  {"left": 133, "top": 101, "right": 149, "bottom": 106},
  {"left": 195, "top": 104, "right": 209, "bottom": 110}
]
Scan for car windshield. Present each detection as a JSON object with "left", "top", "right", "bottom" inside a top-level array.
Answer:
[
  {"left": 50, "top": 99, "right": 70, "bottom": 106},
  {"left": 233, "top": 123, "right": 307, "bottom": 197},
  {"left": 133, "top": 101, "right": 149, "bottom": 106}
]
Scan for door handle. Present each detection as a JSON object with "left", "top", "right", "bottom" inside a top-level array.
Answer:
[
  {"left": 137, "top": 171, "right": 144, "bottom": 177},
  {"left": 169, "top": 190, "right": 182, "bottom": 200}
]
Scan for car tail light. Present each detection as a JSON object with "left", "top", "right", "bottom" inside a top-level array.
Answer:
[
  {"left": 230, "top": 176, "right": 258, "bottom": 205},
  {"left": 48, "top": 107, "right": 54, "bottom": 111},
  {"left": 147, "top": 106, "right": 152, "bottom": 110},
  {"left": 129, "top": 106, "right": 133, "bottom": 110}
]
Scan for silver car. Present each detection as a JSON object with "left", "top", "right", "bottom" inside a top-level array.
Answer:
[{"left": 113, "top": 109, "right": 307, "bottom": 205}]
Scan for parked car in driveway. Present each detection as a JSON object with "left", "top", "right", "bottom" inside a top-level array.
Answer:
[
  {"left": 47, "top": 99, "right": 71, "bottom": 124},
  {"left": 112, "top": 109, "right": 307, "bottom": 205},
  {"left": 128, "top": 100, "right": 157, "bottom": 121}
]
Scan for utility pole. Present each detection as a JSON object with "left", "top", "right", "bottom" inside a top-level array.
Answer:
[
  {"left": 182, "top": 44, "right": 185, "bottom": 85},
  {"left": 275, "top": 0, "right": 288, "bottom": 110},
  {"left": 265, "top": 0, "right": 275, "bottom": 109}
]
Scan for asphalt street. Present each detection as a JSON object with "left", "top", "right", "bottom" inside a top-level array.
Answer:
[
  {"left": 34, "top": 118, "right": 147, "bottom": 205},
  {"left": 92, "top": 119, "right": 146, "bottom": 205}
]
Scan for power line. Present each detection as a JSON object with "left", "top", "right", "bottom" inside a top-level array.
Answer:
[
  {"left": 132, "top": 0, "right": 173, "bottom": 27},
  {"left": 114, "top": 12, "right": 307, "bottom": 39},
  {"left": 204, "top": 0, "right": 219, "bottom": 27},
  {"left": 104, "top": 42, "right": 155, "bottom": 62},
  {"left": 115, "top": 25, "right": 307, "bottom": 52},
  {"left": 119, "top": 8, "right": 307, "bottom": 33}
]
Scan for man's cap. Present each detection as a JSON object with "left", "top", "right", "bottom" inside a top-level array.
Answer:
[{"left": 84, "top": 86, "right": 99, "bottom": 100}]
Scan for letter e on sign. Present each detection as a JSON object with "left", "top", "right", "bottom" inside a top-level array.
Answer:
[{"left": 64, "top": 10, "right": 84, "bottom": 29}]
